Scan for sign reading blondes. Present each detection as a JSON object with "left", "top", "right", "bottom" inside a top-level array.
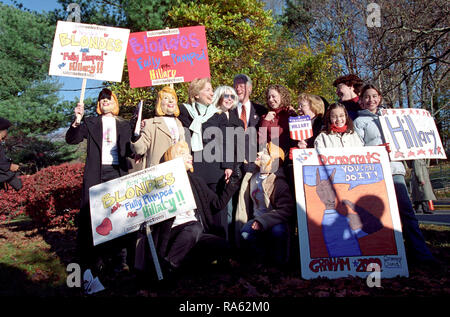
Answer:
[
  {"left": 89, "top": 158, "right": 196, "bottom": 246},
  {"left": 49, "top": 21, "right": 130, "bottom": 81},
  {"left": 126, "top": 26, "right": 210, "bottom": 88},
  {"left": 292, "top": 146, "right": 409, "bottom": 279}
]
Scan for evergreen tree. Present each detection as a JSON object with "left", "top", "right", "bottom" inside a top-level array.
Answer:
[{"left": 0, "top": 3, "right": 71, "bottom": 134}]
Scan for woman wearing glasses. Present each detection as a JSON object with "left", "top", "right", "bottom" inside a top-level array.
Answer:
[{"left": 209, "top": 86, "right": 245, "bottom": 240}]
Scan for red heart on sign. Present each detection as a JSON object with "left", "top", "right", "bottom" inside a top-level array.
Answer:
[
  {"left": 96, "top": 217, "right": 112, "bottom": 236},
  {"left": 104, "top": 33, "right": 108, "bottom": 37},
  {"left": 72, "top": 30, "right": 77, "bottom": 34}
]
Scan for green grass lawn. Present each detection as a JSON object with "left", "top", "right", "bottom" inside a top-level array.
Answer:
[
  {"left": 0, "top": 217, "right": 449, "bottom": 297},
  {"left": 0, "top": 216, "right": 74, "bottom": 296}
]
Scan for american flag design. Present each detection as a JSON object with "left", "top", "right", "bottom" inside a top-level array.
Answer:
[{"left": 289, "top": 115, "right": 313, "bottom": 140}]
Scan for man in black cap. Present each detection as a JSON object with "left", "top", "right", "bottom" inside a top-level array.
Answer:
[{"left": 0, "top": 117, "right": 22, "bottom": 191}]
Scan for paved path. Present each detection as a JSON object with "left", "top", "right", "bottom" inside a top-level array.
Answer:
[{"left": 416, "top": 201, "right": 450, "bottom": 226}]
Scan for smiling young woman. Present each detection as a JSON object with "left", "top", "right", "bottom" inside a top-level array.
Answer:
[
  {"left": 354, "top": 84, "right": 437, "bottom": 265},
  {"left": 314, "top": 103, "right": 363, "bottom": 148},
  {"left": 258, "top": 84, "right": 298, "bottom": 158}
]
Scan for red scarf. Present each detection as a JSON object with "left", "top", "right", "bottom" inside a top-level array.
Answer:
[{"left": 331, "top": 124, "right": 348, "bottom": 133}]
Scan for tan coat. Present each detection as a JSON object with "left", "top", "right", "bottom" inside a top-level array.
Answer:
[
  {"left": 234, "top": 169, "right": 295, "bottom": 246},
  {"left": 131, "top": 116, "right": 185, "bottom": 168}
]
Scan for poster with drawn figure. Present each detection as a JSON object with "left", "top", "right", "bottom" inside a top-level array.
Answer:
[
  {"left": 89, "top": 157, "right": 197, "bottom": 246},
  {"left": 126, "top": 26, "right": 210, "bottom": 88},
  {"left": 379, "top": 108, "right": 446, "bottom": 161},
  {"left": 49, "top": 21, "right": 130, "bottom": 81},
  {"left": 292, "top": 146, "right": 409, "bottom": 279}
]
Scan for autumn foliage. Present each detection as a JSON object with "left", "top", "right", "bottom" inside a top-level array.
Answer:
[{"left": 0, "top": 163, "right": 84, "bottom": 227}]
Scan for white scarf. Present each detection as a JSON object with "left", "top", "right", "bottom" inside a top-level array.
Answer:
[{"left": 183, "top": 102, "right": 218, "bottom": 151}]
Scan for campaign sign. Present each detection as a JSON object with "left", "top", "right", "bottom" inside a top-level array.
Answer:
[
  {"left": 89, "top": 158, "right": 196, "bottom": 246},
  {"left": 126, "top": 26, "right": 210, "bottom": 88},
  {"left": 292, "top": 146, "right": 408, "bottom": 279},
  {"left": 289, "top": 115, "right": 313, "bottom": 140},
  {"left": 379, "top": 108, "right": 446, "bottom": 161},
  {"left": 49, "top": 21, "right": 130, "bottom": 81}
]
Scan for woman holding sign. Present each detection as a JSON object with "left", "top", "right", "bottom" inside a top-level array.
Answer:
[
  {"left": 353, "top": 84, "right": 437, "bottom": 265},
  {"left": 135, "top": 141, "right": 241, "bottom": 279},
  {"left": 66, "top": 88, "right": 134, "bottom": 275},
  {"left": 296, "top": 93, "right": 325, "bottom": 149},
  {"left": 131, "top": 86, "right": 185, "bottom": 168}
]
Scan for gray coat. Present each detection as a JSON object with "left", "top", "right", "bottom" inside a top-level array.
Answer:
[
  {"left": 411, "top": 159, "right": 436, "bottom": 202},
  {"left": 354, "top": 109, "right": 406, "bottom": 176}
]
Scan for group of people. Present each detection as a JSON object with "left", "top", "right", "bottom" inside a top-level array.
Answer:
[{"left": 59, "top": 72, "right": 440, "bottom": 287}]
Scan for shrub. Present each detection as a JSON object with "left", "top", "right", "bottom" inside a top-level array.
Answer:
[
  {"left": 0, "top": 175, "right": 31, "bottom": 222},
  {"left": 0, "top": 163, "right": 84, "bottom": 227}
]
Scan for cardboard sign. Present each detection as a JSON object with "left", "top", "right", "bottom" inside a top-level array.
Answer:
[
  {"left": 289, "top": 115, "right": 313, "bottom": 140},
  {"left": 126, "top": 26, "right": 210, "bottom": 88},
  {"left": 379, "top": 108, "right": 446, "bottom": 161},
  {"left": 49, "top": 21, "right": 130, "bottom": 81},
  {"left": 89, "top": 158, "right": 197, "bottom": 246},
  {"left": 292, "top": 146, "right": 408, "bottom": 279}
]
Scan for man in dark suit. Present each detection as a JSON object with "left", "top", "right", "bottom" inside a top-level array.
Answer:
[{"left": 232, "top": 74, "right": 267, "bottom": 173}]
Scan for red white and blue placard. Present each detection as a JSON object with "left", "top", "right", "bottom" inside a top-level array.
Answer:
[{"left": 289, "top": 115, "right": 313, "bottom": 140}]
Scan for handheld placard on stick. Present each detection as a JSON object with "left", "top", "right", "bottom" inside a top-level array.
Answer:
[
  {"left": 67, "top": 3, "right": 86, "bottom": 125},
  {"left": 75, "top": 78, "right": 87, "bottom": 125},
  {"left": 146, "top": 222, "right": 164, "bottom": 280}
]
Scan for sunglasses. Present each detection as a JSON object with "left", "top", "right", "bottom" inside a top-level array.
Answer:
[{"left": 223, "top": 94, "right": 236, "bottom": 100}]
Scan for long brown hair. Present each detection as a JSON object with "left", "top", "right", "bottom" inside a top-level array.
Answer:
[
  {"left": 322, "top": 103, "right": 355, "bottom": 134},
  {"left": 265, "top": 84, "right": 291, "bottom": 111},
  {"left": 360, "top": 84, "right": 382, "bottom": 101}
]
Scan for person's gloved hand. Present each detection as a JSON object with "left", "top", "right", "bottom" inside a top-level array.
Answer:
[{"left": 229, "top": 166, "right": 242, "bottom": 185}]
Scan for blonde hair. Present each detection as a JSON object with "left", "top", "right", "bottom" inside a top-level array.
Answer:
[
  {"left": 155, "top": 86, "right": 180, "bottom": 117},
  {"left": 188, "top": 77, "right": 211, "bottom": 104},
  {"left": 96, "top": 88, "right": 120, "bottom": 116},
  {"left": 211, "top": 86, "right": 239, "bottom": 113},
  {"left": 267, "top": 141, "right": 285, "bottom": 162},
  {"left": 298, "top": 93, "right": 325, "bottom": 117},
  {"left": 164, "top": 141, "right": 193, "bottom": 172}
]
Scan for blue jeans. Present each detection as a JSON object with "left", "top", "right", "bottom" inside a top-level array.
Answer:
[
  {"left": 393, "top": 175, "right": 434, "bottom": 261},
  {"left": 240, "top": 221, "right": 289, "bottom": 265}
]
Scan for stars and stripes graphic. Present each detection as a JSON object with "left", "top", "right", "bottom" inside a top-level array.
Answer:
[{"left": 289, "top": 115, "right": 313, "bottom": 141}]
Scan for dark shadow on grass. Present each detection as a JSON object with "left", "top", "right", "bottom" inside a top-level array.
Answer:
[
  {"left": 3, "top": 217, "right": 79, "bottom": 269},
  {"left": 0, "top": 263, "right": 78, "bottom": 296}
]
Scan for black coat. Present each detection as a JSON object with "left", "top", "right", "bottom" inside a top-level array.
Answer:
[
  {"left": 230, "top": 101, "right": 268, "bottom": 172},
  {"left": 306, "top": 115, "right": 324, "bottom": 148},
  {"left": 149, "top": 172, "right": 239, "bottom": 261},
  {"left": 66, "top": 116, "right": 132, "bottom": 209},
  {"left": 224, "top": 110, "right": 245, "bottom": 170},
  {"left": 230, "top": 101, "right": 267, "bottom": 129},
  {"left": 342, "top": 99, "right": 361, "bottom": 121},
  {"left": 178, "top": 104, "right": 230, "bottom": 186},
  {"left": 65, "top": 116, "right": 132, "bottom": 251},
  {"left": 0, "top": 144, "right": 12, "bottom": 183}
]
